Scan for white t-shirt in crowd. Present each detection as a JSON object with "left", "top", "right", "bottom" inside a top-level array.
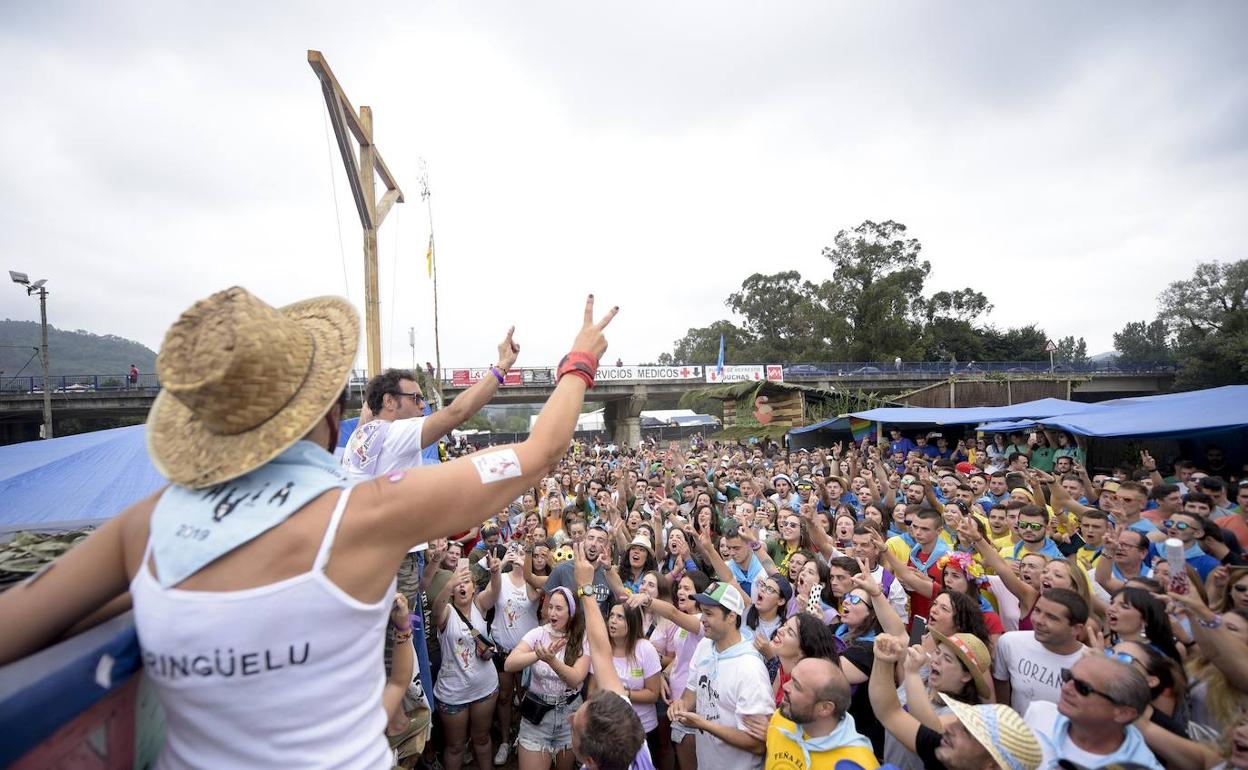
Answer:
[
  {"left": 687, "top": 637, "right": 774, "bottom": 770},
  {"left": 520, "top": 625, "right": 587, "bottom": 698},
  {"left": 1024, "top": 700, "right": 1164, "bottom": 770},
  {"left": 341, "top": 416, "right": 430, "bottom": 479},
  {"left": 434, "top": 603, "right": 499, "bottom": 707},
  {"left": 992, "top": 631, "right": 1085, "bottom": 714},
  {"left": 591, "top": 639, "right": 662, "bottom": 731},
  {"left": 873, "top": 563, "right": 910, "bottom": 624}
]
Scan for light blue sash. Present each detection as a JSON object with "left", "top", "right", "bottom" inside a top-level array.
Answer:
[{"left": 149, "top": 440, "right": 351, "bottom": 587}]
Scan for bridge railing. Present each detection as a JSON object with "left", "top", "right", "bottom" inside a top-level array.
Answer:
[
  {"left": 0, "top": 373, "right": 162, "bottom": 394},
  {"left": 0, "top": 361, "right": 1178, "bottom": 397}
]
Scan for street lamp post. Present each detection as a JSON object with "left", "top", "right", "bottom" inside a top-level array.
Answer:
[{"left": 9, "top": 270, "right": 53, "bottom": 439}]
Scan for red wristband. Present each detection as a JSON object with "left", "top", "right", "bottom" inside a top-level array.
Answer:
[{"left": 557, "top": 351, "right": 598, "bottom": 389}]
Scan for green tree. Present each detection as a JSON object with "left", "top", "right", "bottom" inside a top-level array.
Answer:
[
  {"left": 980, "top": 325, "right": 1049, "bottom": 361},
  {"left": 725, "top": 271, "right": 824, "bottom": 360},
  {"left": 815, "top": 220, "right": 928, "bottom": 360},
  {"left": 1113, "top": 320, "right": 1173, "bottom": 365},
  {"left": 1158, "top": 259, "right": 1248, "bottom": 389},
  {"left": 1053, "top": 336, "right": 1088, "bottom": 365},
  {"left": 658, "top": 320, "right": 756, "bottom": 365}
]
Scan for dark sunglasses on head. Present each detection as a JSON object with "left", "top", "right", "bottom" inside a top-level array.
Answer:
[{"left": 1060, "top": 668, "right": 1121, "bottom": 704}]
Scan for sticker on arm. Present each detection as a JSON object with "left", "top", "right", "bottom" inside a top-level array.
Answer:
[{"left": 471, "top": 449, "right": 523, "bottom": 484}]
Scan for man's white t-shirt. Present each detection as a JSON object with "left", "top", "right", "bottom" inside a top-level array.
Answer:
[
  {"left": 341, "top": 416, "right": 432, "bottom": 552},
  {"left": 872, "top": 564, "right": 910, "bottom": 624},
  {"left": 341, "top": 416, "right": 430, "bottom": 479},
  {"left": 992, "top": 631, "right": 1085, "bottom": 714},
  {"left": 686, "top": 637, "right": 774, "bottom": 770}
]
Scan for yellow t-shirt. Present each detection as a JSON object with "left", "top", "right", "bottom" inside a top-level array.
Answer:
[
  {"left": 766, "top": 713, "right": 880, "bottom": 770},
  {"left": 990, "top": 530, "right": 1015, "bottom": 552}
]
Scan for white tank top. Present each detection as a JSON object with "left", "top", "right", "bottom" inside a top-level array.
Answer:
[
  {"left": 130, "top": 486, "right": 394, "bottom": 769},
  {"left": 491, "top": 573, "right": 538, "bottom": 651},
  {"left": 433, "top": 601, "right": 499, "bottom": 706}
]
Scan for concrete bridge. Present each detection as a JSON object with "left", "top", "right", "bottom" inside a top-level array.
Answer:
[{"left": 0, "top": 363, "right": 1177, "bottom": 445}]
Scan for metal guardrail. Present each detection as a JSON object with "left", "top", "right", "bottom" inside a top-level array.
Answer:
[
  {"left": 0, "top": 373, "right": 162, "bottom": 394},
  {"left": 0, "top": 361, "right": 1177, "bottom": 396}
]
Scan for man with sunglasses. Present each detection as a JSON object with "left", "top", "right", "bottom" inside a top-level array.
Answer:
[
  {"left": 343, "top": 327, "right": 520, "bottom": 483},
  {"left": 1001, "top": 505, "right": 1065, "bottom": 560},
  {"left": 1163, "top": 510, "right": 1219, "bottom": 580},
  {"left": 1022, "top": 655, "right": 1163, "bottom": 769}
]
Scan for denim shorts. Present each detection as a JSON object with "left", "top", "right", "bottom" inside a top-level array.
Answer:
[
  {"left": 438, "top": 688, "right": 497, "bottom": 717},
  {"left": 517, "top": 694, "right": 582, "bottom": 755},
  {"left": 670, "top": 719, "right": 696, "bottom": 744}
]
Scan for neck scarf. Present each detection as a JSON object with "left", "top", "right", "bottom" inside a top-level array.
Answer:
[
  {"left": 150, "top": 440, "right": 351, "bottom": 588},
  {"left": 705, "top": 636, "right": 761, "bottom": 682},
  {"left": 910, "top": 539, "right": 949, "bottom": 572},
  {"left": 775, "top": 713, "right": 874, "bottom": 770}
]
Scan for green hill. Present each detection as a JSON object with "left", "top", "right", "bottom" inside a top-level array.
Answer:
[{"left": 0, "top": 319, "right": 157, "bottom": 379}]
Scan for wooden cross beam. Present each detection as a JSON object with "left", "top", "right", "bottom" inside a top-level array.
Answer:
[{"left": 308, "top": 49, "right": 404, "bottom": 377}]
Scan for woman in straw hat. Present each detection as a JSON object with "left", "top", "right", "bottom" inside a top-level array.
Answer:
[
  {"left": 0, "top": 287, "right": 617, "bottom": 770},
  {"left": 870, "top": 633, "right": 1043, "bottom": 770}
]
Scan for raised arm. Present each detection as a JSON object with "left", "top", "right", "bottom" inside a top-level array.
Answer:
[
  {"left": 852, "top": 564, "right": 906, "bottom": 637},
  {"left": 901, "top": 644, "right": 944, "bottom": 731},
  {"left": 476, "top": 550, "right": 503, "bottom": 610},
  {"left": 383, "top": 594, "right": 415, "bottom": 720},
  {"left": 420, "top": 327, "right": 520, "bottom": 449},
  {"left": 574, "top": 544, "right": 627, "bottom": 696},
  {"left": 961, "top": 516, "right": 1037, "bottom": 609},
  {"left": 868, "top": 634, "right": 924, "bottom": 753},
  {"left": 372, "top": 297, "right": 618, "bottom": 554}
]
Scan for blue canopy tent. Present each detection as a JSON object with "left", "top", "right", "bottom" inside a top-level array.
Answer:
[
  {"left": 787, "top": 417, "right": 855, "bottom": 451},
  {"left": 976, "top": 385, "right": 1248, "bottom": 439},
  {"left": 847, "top": 398, "right": 1100, "bottom": 428}
]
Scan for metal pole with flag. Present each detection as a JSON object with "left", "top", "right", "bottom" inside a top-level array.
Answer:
[{"left": 716, "top": 334, "right": 725, "bottom": 380}]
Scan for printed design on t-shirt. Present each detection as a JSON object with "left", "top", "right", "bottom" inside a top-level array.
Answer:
[
  {"left": 454, "top": 632, "right": 473, "bottom": 668},
  {"left": 344, "top": 420, "right": 388, "bottom": 475},
  {"left": 504, "top": 597, "right": 519, "bottom": 629},
  {"left": 1008, "top": 653, "right": 1058, "bottom": 693},
  {"left": 696, "top": 672, "right": 721, "bottom": 724}
]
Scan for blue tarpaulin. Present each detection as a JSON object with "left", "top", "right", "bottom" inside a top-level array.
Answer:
[
  {"left": 789, "top": 417, "right": 852, "bottom": 435},
  {"left": 847, "top": 398, "right": 1099, "bottom": 428},
  {"left": 0, "top": 413, "right": 441, "bottom": 533},
  {"left": 0, "top": 425, "right": 165, "bottom": 533},
  {"left": 976, "top": 385, "right": 1248, "bottom": 439}
]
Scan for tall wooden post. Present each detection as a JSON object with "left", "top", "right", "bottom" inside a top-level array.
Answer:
[{"left": 309, "top": 51, "right": 403, "bottom": 377}]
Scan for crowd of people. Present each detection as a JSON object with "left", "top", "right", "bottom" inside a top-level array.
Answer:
[
  {"left": 404, "top": 421, "right": 1248, "bottom": 770},
  {"left": 1, "top": 287, "right": 1247, "bottom": 770}
]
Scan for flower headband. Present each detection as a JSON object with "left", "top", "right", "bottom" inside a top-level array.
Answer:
[{"left": 937, "top": 551, "right": 990, "bottom": 586}]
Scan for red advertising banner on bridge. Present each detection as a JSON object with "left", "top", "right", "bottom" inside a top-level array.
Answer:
[
  {"left": 705, "top": 364, "right": 784, "bottom": 384},
  {"left": 451, "top": 368, "right": 523, "bottom": 387}
]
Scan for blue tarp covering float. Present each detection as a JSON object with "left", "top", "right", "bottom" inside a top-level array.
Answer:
[
  {"left": 845, "top": 397, "right": 1101, "bottom": 427},
  {"left": 975, "top": 385, "right": 1248, "bottom": 438}
]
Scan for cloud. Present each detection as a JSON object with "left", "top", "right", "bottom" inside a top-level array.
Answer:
[{"left": 0, "top": 0, "right": 1245, "bottom": 377}]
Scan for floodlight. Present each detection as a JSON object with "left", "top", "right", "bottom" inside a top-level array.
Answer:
[
  {"left": 8, "top": 270, "right": 28, "bottom": 285},
  {"left": 31, "top": 279, "right": 46, "bottom": 289}
]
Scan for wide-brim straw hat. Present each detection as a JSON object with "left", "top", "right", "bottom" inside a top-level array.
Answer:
[
  {"left": 147, "top": 286, "right": 358, "bottom": 489},
  {"left": 939, "top": 694, "right": 1042, "bottom": 770},
  {"left": 931, "top": 629, "right": 993, "bottom": 702}
]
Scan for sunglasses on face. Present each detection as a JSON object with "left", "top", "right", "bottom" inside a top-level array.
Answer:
[
  {"left": 1103, "top": 649, "right": 1138, "bottom": 667},
  {"left": 1162, "top": 520, "right": 1192, "bottom": 530},
  {"left": 780, "top": 521, "right": 799, "bottom": 529},
  {"left": 839, "top": 594, "right": 866, "bottom": 612},
  {"left": 395, "top": 390, "right": 425, "bottom": 404},
  {"left": 1060, "top": 668, "right": 1121, "bottom": 704},
  {"left": 1016, "top": 521, "right": 1046, "bottom": 532}
]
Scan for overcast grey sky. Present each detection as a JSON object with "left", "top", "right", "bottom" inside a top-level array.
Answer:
[{"left": 2, "top": 1, "right": 1245, "bottom": 371}]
